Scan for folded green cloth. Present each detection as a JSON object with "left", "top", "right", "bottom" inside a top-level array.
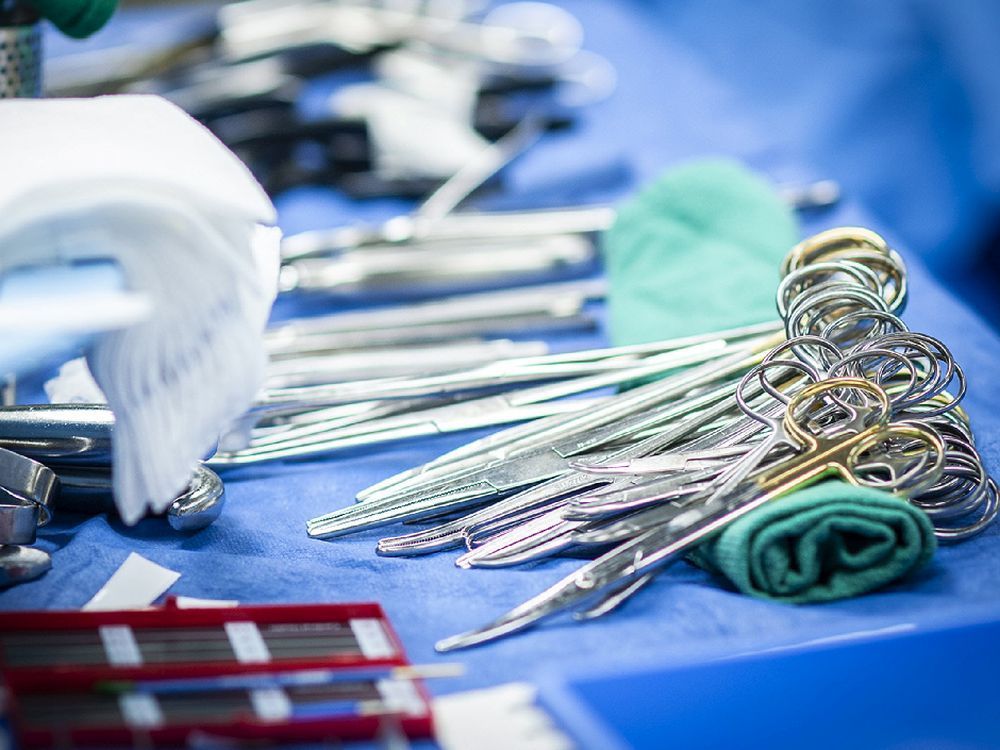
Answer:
[
  {"left": 25, "top": 0, "right": 116, "bottom": 38},
  {"left": 687, "top": 483, "right": 936, "bottom": 602},
  {"left": 604, "top": 158, "right": 936, "bottom": 602},
  {"left": 603, "top": 157, "right": 798, "bottom": 343}
]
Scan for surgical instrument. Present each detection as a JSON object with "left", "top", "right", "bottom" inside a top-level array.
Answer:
[
  {"left": 0, "top": 447, "right": 56, "bottom": 549},
  {"left": 0, "top": 545, "right": 51, "bottom": 587},
  {"left": 220, "top": 326, "right": 777, "bottom": 466},
  {"left": 0, "top": 444, "right": 57, "bottom": 587},
  {"left": 258, "top": 324, "right": 779, "bottom": 411},
  {"left": 353, "top": 322, "right": 781, "bottom": 502},
  {"left": 435, "top": 377, "right": 947, "bottom": 651},
  {"left": 279, "top": 181, "right": 839, "bottom": 263},
  {"left": 0, "top": 405, "right": 225, "bottom": 531},
  {"left": 415, "top": 111, "right": 546, "bottom": 222},
  {"left": 265, "top": 278, "right": 606, "bottom": 356},
  {"left": 281, "top": 205, "right": 617, "bottom": 261},
  {"left": 305, "top": 329, "right": 782, "bottom": 538},
  {"left": 278, "top": 232, "right": 599, "bottom": 295},
  {"left": 265, "top": 339, "right": 550, "bottom": 388},
  {"left": 275, "top": 182, "right": 840, "bottom": 295},
  {"left": 295, "top": 227, "right": 996, "bottom": 651}
]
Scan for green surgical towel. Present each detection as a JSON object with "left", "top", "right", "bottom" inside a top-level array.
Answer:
[
  {"left": 604, "top": 158, "right": 798, "bottom": 343},
  {"left": 688, "top": 483, "right": 936, "bottom": 602},
  {"left": 604, "top": 159, "right": 936, "bottom": 602}
]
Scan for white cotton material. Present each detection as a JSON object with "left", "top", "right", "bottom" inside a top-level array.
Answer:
[
  {"left": 0, "top": 95, "right": 279, "bottom": 525},
  {"left": 44, "top": 358, "right": 106, "bottom": 404}
]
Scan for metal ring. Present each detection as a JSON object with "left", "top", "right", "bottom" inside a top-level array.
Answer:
[{"left": 0, "top": 447, "right": 57, "bottom": 531}]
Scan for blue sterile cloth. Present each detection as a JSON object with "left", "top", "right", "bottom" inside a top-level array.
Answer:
[{"left": 12, "top": 2, "right": 1000, "bottom": 748}]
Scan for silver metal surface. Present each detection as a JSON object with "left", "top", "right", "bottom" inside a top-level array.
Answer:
[
  {"left": 0, "top": 544, "right": 50, "bottom": 587},
  {"left": 168, "top": 465, "right": 226, "bottom": 531},
  {"left": 0, "top": 447, "right": 56, "bottom": 529},
  {"left": 0, "top": 497, "right": 40, "bottom": 545},
  {"left": 0, "top": 405, "right": 225, "bottom": 529}
]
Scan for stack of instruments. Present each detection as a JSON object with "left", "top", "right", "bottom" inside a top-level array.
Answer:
[{"left": 297, "top": 227, "right": 997, "bottom": 649}]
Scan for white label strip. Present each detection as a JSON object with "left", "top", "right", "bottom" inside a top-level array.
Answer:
[
  {"left": 349, "top": 618, "right": 396, "bottom": 659},
  {"left": 83, "top": 552, "right": 181, "bottom": 611},
  {"left": 250, "top": 688, "right": 293, "bottom": 722},
  {"left": 119, "top": 693, "right": 164, "bottom": 729},
  {"left": 376, "top": 678, "right": 425, "bottom": 717},
  {"left": 224, "top": 621, "right": 271, "bottom": 664},
  {"left": 173, "top": 595, "right": 240, "bottom": 609},
  {"left": 99, "top": 624, "right": 143, "bottom": 667},
  {"left": 433, "top": 683, "right": 575, "bottom": 750}
]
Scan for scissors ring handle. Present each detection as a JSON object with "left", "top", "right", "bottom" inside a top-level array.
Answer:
[
  {"left": 783, "top": 377, "right": 891, "bottom": 449},
  {"left": 781, "top": 227, "right": 890, "bottom": 276},
  {"left": 845, "top": 420, "right": 946, "bottom": 496}
]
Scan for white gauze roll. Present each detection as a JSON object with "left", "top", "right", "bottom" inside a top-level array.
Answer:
[{"left": 0, "top": 96, "right": 279, "bottom": 524}]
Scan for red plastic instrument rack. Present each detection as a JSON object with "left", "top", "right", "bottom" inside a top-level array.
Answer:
[{"left": 0, "top": 600, "right": 434, "bottom": 747}]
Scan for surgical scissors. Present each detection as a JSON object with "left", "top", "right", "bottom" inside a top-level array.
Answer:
[
  {"left": 306, "top": 328, "right": 782, "bottom": 538},
  {"left": 285, "top": 226, "right": 996, "bottom": 652},
  {"left": 435, "top": 378, "right": 946, "bottom": 650}
]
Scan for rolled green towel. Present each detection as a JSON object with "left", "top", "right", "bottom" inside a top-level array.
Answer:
[
  {"left": 24, "top": 0, "right": 116, "bottom": 38},
  {"left": 604, "top": 158, "right": 936, "bottom": 602},
  {"left": 687, "top": 483, "right": 936, "bottom": 602}
]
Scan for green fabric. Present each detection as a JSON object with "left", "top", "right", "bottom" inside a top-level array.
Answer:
[
  {"left": 25, "top": 0, "right": 116, "bottom": 38},
  {"left": 604, "top": 159, "right": 937, "bottom": 602},
  {"left": 603, "top": 158, "right": 799, "bottom": 343},
  {"left": 687, "top": 483, "right": 937, "bottom": 602}
]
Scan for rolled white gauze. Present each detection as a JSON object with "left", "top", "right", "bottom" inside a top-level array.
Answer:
[{"left": 0, "top": 95, "right": 279, "bottom": 524}]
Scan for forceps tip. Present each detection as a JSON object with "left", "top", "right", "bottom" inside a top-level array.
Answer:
[
  {"left": 433, "top": 628, "right": 495, "bottom": 653},
  {"left": 305, "top": 520, "right": 345, "bottom": 539}
]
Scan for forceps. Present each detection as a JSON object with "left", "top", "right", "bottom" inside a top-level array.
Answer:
[
  {"left": 354, "top": 322, "right": 783, "bottom": 499},
  {"left": 306, "top": 329, "right": 782, "bottom": 538},
  {"left": 278, "top": 233, "right": 598, "bottom": 295},
  {"left": 255, "top": 321, "right": 779, "bottom": 412},
  {"left": 436, "top": 378, "right": 946, "bottom": 650},
  {"left": 265, "top": 339, "right": 550, "bottom": 388},
  {"left": 281, "top": 205, "right": 616, "bottom": 261},
  {"left": 266, "top": 279, "right": 606, "bottom": 356},
  {"left": 214, "top": 322, "right": 781, "bottom": 466},
  {"left": 279, "top": 183, "right": 839, "bottom": 263},
  {"left": 276, "top": 181, "right": 841, "bottom": 295},
  {"left": 249, "top": 334, "right": 737, "bottom": 469},
  {"left": 374, "top": 393, "right": 761, "bottom": 558}
]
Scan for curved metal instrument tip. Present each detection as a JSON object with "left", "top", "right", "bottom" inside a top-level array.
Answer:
[
  {"left": 307, "top": 504, "right": 409, "bottom": 539},
  {"left": 167, "top": 465, "right": 225, "bottom": 531},
  {"left": 306, "top": 517, "right": 354, "bottom": 539},
  {"left": 0, "top": 545, "right": 51, "bottom": 587},
  {"left": 434, "top": 616, "right": 528, "bottom": 652}
]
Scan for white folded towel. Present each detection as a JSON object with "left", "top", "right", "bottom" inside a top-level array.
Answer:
[{"left": 0, "top": 95, "right": 279, "bottom": 524}]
